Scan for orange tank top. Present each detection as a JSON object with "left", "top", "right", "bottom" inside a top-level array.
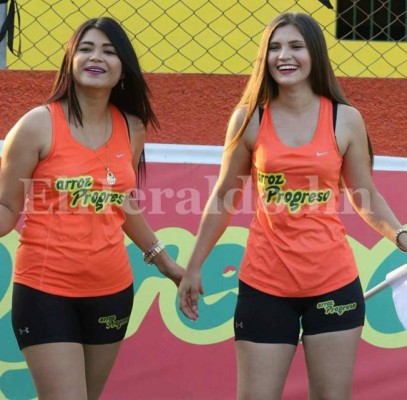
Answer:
[
  {"left": 239, "top": 97, "right": 358, "bottom": 297},
  {"left": 14, "top": 101, "right": 135, "bottom": 297}
]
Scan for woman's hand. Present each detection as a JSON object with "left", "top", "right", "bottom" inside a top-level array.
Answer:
[{"left": 178, "top": 269, "right": 204, "bottom": 321}]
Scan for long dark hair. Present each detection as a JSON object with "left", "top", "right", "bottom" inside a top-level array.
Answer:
[
  {"left": 47, "top": 17, "right": 159, "bottom": 184},
  {"left": 231, "top": 12, "right": 373, "bottom": 167}
]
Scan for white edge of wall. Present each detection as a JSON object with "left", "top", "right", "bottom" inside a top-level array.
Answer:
[{"left": 0, "top": 141, "right": 406, "bottom": 171}]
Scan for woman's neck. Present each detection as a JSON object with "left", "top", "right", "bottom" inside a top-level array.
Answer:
[
  {"left": 273, "top": 84, "right": 318, "bottom": 112},
  {"left": 74, "top": 89, "right": 111, "bottom": 124}
]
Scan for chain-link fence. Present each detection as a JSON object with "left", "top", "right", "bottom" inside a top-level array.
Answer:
[{"left": 0, "top": 0, "right": 406, "bottom": 78}]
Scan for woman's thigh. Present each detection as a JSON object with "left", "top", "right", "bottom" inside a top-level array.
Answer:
[
  {"left": 236, "top": 341, "right": 297, "bottom": 400},
  {"left": 84, "top": 342, "right": 123, "bottom": 400},
  {"left": 23, "top": 342, "right": 87, "bottom": 400},
  {"left": 234, "top": 281, "right": 301, "bottom": 399},
  {"left": 301, "top": 278, "right": 365, "bottom": 399},
  {"left": 302, "top": 327, "right": 363, "bottom": 400}
]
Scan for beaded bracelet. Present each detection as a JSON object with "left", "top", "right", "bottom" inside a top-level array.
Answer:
[
  {"left": 143, "top": 240, "right": 165, "bottom": 264},
  {"left": 395, "top": 228, "right": 407, "bottom": 253}
]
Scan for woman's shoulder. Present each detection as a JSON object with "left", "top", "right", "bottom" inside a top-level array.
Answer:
[
  {"left": 4, "top": 105, "right": 51, "bottom": 159},
  {"left": 335, "top": 102, "right": 367, "bottom": 154},
  {"left": 337, "top": 103, "right": 365, "bottom": 130},
  {"left": 227, "top": 104, "right": 261, "bottom": 150},
  {"left": 10, "top": 105, "right": 51, "bottom": 137},
  {"left": 22, "top": 104, "right": 50, "bottom": 121},
  {"left": 111, "top": 106, "right": 145, "bottom": 139},
  {"left": 231, "top": 104, "right": 261, "bottom": 123},
  {"left": 124, "top": 113, "right": 144, "bottom": 129},
  {"left": 117, "top": 111, "right": 146, "bottom": 155},
  {"left": 230, "top": 104, "right": 261, "bottom": 130}
]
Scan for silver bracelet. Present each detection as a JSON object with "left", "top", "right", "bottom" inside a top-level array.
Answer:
[
  {"left": 143, "top": 240, "right": 165, "bottom": 264},
  {"left": 395, "top": 228, "right": 407, "bottom": 253}
]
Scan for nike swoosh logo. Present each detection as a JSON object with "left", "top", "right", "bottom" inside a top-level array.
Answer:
[
  {"left": 116, "top": 153, "right": 125, "bottom": 158},
  {"left": 316, "top": 151, "right": 328, "bottom": 156}
]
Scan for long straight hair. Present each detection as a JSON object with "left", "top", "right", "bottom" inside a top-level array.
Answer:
[
  {"left": 231, "top": 12, "right": 373, "bottom": 167},
  {"left": 47, "top": 17, "right": 159, "bottom": 184}
]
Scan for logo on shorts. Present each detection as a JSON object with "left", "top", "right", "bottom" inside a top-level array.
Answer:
[
  {"left": 235, "top": 321, "right": 244, "bottom": 329},
  {"left": 98, "top": 315, "right": 130, "bottom": 330},
  {"left": 317, "top": 300, "right": 357, "bottom": 316},
  {"left": 18, "top": 327, "right": 30, "bottom": 335}
]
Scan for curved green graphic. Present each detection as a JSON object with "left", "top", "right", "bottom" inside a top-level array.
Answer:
[
  {"left": 0, "top": 232, "right": 36, "bottom": 400},
  {"left": 0, "top": 226, "right": 406, "bottom": 399},
  {"left": 352, "top": 233, "right": 407, "bottom": 349}
]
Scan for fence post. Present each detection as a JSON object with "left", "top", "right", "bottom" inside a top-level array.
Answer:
[{"left": 0, "top": 2, "right": 6, "bottom": 69}]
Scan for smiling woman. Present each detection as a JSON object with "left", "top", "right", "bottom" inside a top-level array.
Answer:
[
  {"left": 0, "top": 16, "right": 184, "bottom": 400},
  {"left": 73, "top": 29, "right": 123, "bottom": 93},
  {"left": 267, "top": 25, "right": 312, "bottom": 95},
  {"left": 178, "top": 11, "right": 407, "bottom": 400}
]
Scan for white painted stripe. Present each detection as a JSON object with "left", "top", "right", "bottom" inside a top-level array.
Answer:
[
  {"left": 145, "top": 143, "right": 407, "bottom": 172},
  {"left": 374, "top": 155, "right": 407, "bottom": 171},
  {"left": 145, "top": 143, "right": 223, "bottom": 165},
  {"left": 0, "top": 140, "right": 406, "bottom": 171}
]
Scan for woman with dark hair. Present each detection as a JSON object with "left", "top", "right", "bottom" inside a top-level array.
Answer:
[
  {"left": 0, "top": 17, "right": 183, "bottom": 399},
  {"left": 179, "top": 12, "right": 406, "bottom": 399}
]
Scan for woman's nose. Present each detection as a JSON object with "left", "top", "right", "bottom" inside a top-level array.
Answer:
[
  {"left": 278, "top": 47, "right": 291, "bottom": 60},
  {"left": 89, "top": 51, "right": 102, "bottom": 61}
]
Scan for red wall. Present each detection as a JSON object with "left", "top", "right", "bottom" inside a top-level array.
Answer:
[{"left": 0, "top": 71, "right": 406, "bottom": 156}]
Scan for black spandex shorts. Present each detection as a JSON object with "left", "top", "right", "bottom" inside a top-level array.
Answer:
[
  {"left": 12, "top": 283, "right": 134, "bottom": 350},
  {"left": 234, "top": 278, "right": 365, "bottom": 345}
]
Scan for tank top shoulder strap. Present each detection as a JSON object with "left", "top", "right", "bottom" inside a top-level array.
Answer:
[
  {"left": 258, "top": 106, "right": 264, "bottom": 124},
  {"left": 252, "top": 103, "right": 273, "bottom": 153},
  {"left": 47, "top": 101, "right": 65, "bottom": 124},
  {"left": 332, "top": 100, "right": 338, "bottom": 134},
  {"left": 43, "top": 101, "right": 72, "bottom": 160},
  {"left": 47, "top": 101, "right": 71, "bottom": 134}
]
